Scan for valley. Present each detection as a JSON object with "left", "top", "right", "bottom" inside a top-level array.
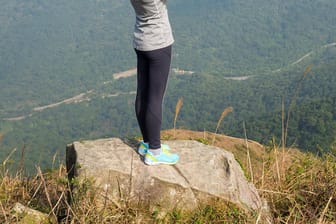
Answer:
[{"left": 0, "top": 0, "right": 335, "bottom": 172}]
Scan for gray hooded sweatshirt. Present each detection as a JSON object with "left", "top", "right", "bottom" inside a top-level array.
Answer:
[{"left": 130, "top": 0, "right": 174, "bottom": 51}]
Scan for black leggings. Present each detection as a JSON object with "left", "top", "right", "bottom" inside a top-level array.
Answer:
[{"left": 135, "top": 45, "right": 172, "bottom": 149}]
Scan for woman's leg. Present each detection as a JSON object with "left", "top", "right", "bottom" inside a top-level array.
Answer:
[
  {"left": 135, "top": 49, "right": 150, "bottom": 143},
  {"left": 145, "top": 45, "right": 172, "bottom": 150},
  {"left": 135, "top": 45, "right": 172, "bottom": 150}
]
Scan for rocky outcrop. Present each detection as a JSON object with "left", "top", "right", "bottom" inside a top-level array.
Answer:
[
  {"left": 13, "top": 203, "right": 53, "bottom": 224},
  {"left": 66, "top": 138, "right": 263, "bottom": 212}
]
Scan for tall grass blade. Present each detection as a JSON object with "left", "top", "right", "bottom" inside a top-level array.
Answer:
[
  {"left": 17, "top": 145, "right": 26, "bottom": 177},
  {"left": 243, "top": 121, "right": 254, "bottom": 182},
  {"left": 2, "top": 148, "right": 17, "bottom": 169},
  {"left": 318, "top": 196, "right": 333, "bottom": 224},
  {"left": 215, "top": 107, "right": 233, "bottom": 134},
  {"left": 0, "top": 201, "right": 8, "bottom": 223},
  {"left": 174, "top": 97, "right": 184, "bottom": 132},
  {"left": 212, "top": 107, "right": 233, "bottom": 144},
  {"left": 36, "top": 166, "right": 57, "bottom": 220}
]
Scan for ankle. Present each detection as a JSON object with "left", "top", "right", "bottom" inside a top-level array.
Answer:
[{"left": 148, "top": 148, "right": 162, "bottom": 156}]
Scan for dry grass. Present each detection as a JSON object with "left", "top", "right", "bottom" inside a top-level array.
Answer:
[
  {"left": 214, "top": 107, "right": 233, "bottom": 135},
  {"left": 0, "top": 138, "right": 254, "bottom": 223},
  {"left": 259, "top": 147, "right": 336, "bottom": 223},
  {"left": 173, "top": 97, "right": 184, "bottom": 132},
  {"left": 1, "top": 130, "right": 336, "bottom": 223},
  {"left": 162, "top": 129, "right": 336, "bottom": 223},
  {"left": 0, "top": 165, "right": 253, "bottom": 223},
  {"left": 212, "top": 106, "right": 233, "bottom": 145}
]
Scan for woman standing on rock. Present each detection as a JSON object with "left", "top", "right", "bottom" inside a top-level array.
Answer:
[{"left": 130, "top": 0, "right": 179, "bottom": 165}]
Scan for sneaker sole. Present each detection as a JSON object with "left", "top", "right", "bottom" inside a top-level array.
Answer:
[{"left": 144, "top": 159, "right": 178, "bottom": 166}]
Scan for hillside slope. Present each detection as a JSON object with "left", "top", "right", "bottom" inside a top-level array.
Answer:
[
  {"left": 1, "top": 0, "right": 336, "bottom": 116},
  {"left": 1, "top": 0, "right": 336, "bottom": 171},
  {"left": 1, "top": 130, "right": 335, "bottom": 223}
]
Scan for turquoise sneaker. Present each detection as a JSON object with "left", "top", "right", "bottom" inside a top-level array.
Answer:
[
  {"left": 144, "top": 149, "right": 179, "bottom": 165},
  {"left": 137, "top": 141, "right": 148, "bottom": 156},
  {"left": 137, "top": 141, "right": 171, "bottom": 156}
]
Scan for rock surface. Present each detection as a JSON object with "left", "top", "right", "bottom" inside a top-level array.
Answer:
[
  {"left": 13, "top": 203, "right": 52, "bottom": 224},
  {"left": 66, "top": 138, "right": 262, "bottom": 212}
]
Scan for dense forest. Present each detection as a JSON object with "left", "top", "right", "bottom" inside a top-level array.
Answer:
[{"left": 1, "top": 0, "right": 336, "bottom": 171}]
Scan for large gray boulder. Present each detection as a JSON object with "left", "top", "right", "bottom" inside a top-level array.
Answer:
[{"left": 66, "top": 138, "right": 262, "bottom": 212}]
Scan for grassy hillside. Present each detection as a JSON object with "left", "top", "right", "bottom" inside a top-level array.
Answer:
[{"left": 1, "top": 130, "right": 335, "bottom": 223}]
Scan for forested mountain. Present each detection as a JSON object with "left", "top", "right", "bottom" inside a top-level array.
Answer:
[{"left": 0, "top": 0, "right": 336, "bottom": 171}]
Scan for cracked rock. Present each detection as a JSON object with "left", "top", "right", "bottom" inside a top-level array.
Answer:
[{"left": 66, "top": 138, "right": 262, "bottom": 212}]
